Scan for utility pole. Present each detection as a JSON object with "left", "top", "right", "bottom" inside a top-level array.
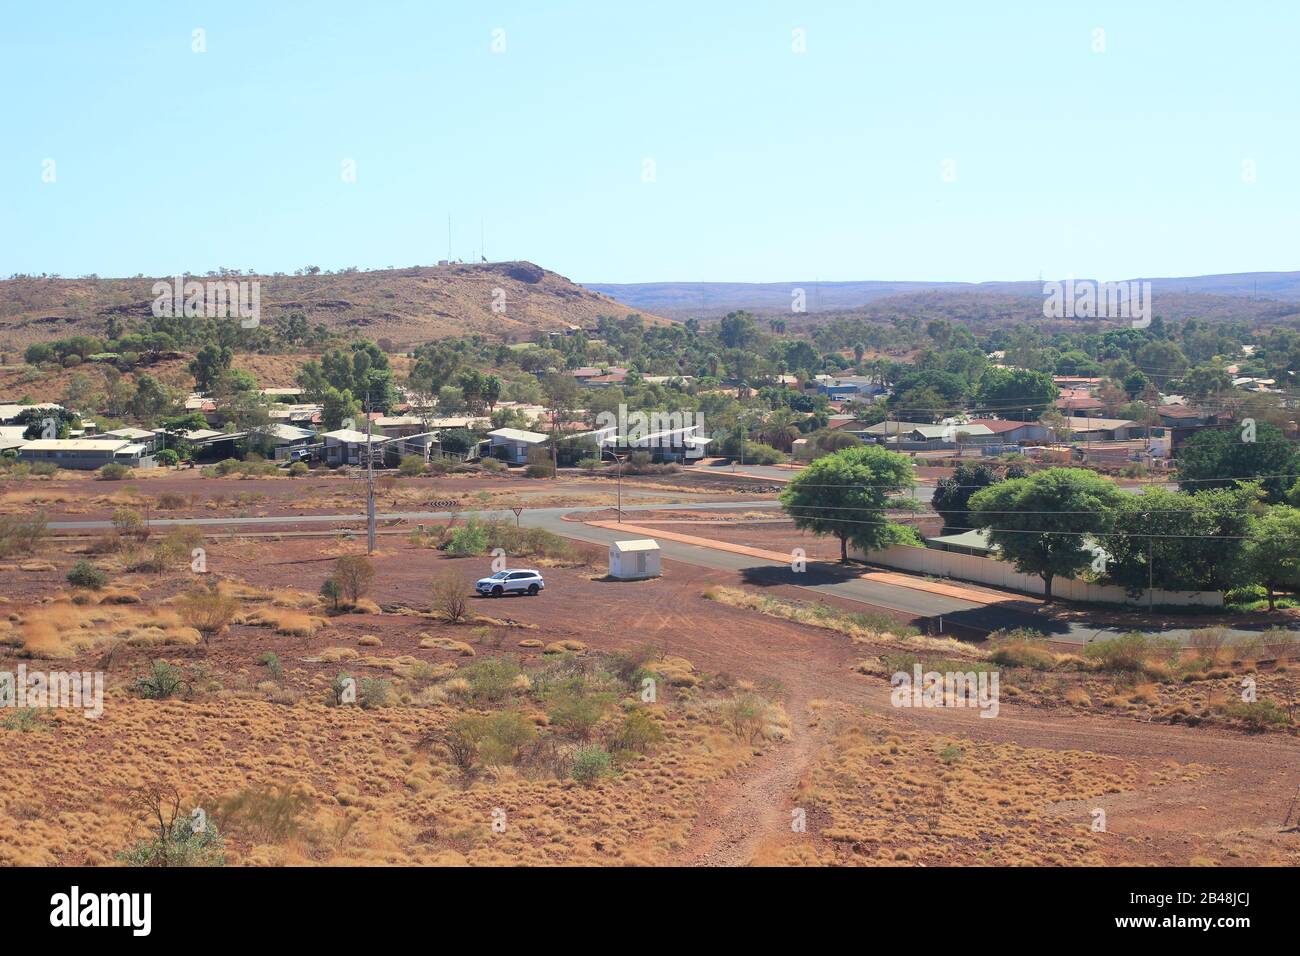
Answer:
[{"left": 365, "top": 402, "right": 376, "bottom": 554}]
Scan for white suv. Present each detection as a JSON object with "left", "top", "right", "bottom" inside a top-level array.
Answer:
[{"left": 475, "top": 569, "right": 545, "bottom": 597}]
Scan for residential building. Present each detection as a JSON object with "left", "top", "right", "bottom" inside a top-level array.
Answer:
[{"left": 18, "top": 439, "right": 155, "bottom": 470}]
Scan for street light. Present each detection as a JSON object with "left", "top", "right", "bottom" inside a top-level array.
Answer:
[{"left": 601, "top": 443, "right": 623, "bottom": 523}]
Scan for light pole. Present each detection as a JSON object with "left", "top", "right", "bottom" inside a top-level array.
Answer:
[{"left": 601, "top": 444, "right": 623, "bottom": 523}]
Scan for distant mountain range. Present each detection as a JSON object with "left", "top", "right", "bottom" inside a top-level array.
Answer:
[{"left": 588, "top": 271, "right": 1300, "bottom": 318}]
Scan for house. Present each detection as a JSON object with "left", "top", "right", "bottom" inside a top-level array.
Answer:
[
  {"left": 320, "top": 429, "right": 392, "bottom": 467},
  {"left": 18, "top": 439, "right": 155, "bottom": 470},
  {"left": 606, "top": 424, "right": 711, "bottom": 463},
  {"left": 260, "top": 423, "right": 318, "bottom": 460},
  {"left": 859, "top": 421, "right": 933, "bottom": 443},
  {"left": 374, "top": 415, "right": 429, "bottom": 439},
  {"left": 0, "top": 402, "right": 62, "bottom": 425},
  {"left": 259, "top": 386, "right": 305, "bottom": 402},
  {"left": 900, "top": 424, "right": 996, "bottom": 449},
  {"left": 571, "top": 367, "right": 628, "bottom": 387},
  {"left": 487, "top": 427, "right": 550, "bottom": 465},
  {"left": 1057, "top": 388, "right": 1106, "bottom": 414},
  {"left": 1061, "top": 416, "right": 1146, "bottom": 442},
  {"left": 99, "top": 427, "right": 161, "bottom": 455},
  {"left": 816, "top": 376, "right": 882, "bottom": 399},
  {"left": 153, "top": 428, "right": 246, "bottom": 462},
  {"left": 268, "top": 404, "right": 323, "bottom": 426},
  {"left": 608, "top": 539, "right": 661, "bottom": 580},
  {"left": 966, "top": 419, "right": 1051, "bottom": 444}
]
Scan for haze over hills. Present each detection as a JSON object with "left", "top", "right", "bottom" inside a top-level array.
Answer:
[
  {"left": 0, "top": 262, "right": 666, "bottom": 351},
  {"left": 589, "top": 271, "right": 1300, "bottom": 318}
]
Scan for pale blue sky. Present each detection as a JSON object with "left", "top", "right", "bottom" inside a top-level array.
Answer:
[{"left": 2, "top": 1, "right": 1297, "bottom": 284}]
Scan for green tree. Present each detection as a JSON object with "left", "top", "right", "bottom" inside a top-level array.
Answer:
[
  {"left": 972, "top": 367, "right": 1058, "bottom": 420},
  {"left": 189, "top": 344, "right": 233, "bottom": 392},
  {"left": 1245, "top": 506, "right": 1300, "bottom": 610},
  {"left": 1099, "top": 487, "right": 1254, "bottom": 595},
  {"left": 321, "top": 387, "right": 360, "bottom": 431},
  {"left": 967, "top": 467, "right": 1125, "bottom": 601},
  {"left": 779, "top": 445, "right": 915, "bottom": 563},
  {"left": 931, "top": 463, "right": 1002, "bottom": 533},
  {"left": 1176, "top": 422, "right": 1300, "bottom": 504}
]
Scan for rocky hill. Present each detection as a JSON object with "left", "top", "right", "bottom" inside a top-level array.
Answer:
[{"left": 0, "top": 262, "right": 668, "bottom": 350}]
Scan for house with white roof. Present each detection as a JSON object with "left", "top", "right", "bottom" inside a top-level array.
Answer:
[
  {"left": 321, "top": 428, "right": 392, "bottom": 467},
  {"left": 487, "top": 427, "right": 549, "bottom": 465}
]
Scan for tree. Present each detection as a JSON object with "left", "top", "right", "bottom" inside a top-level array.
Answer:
[
  {"left": 972, "top": 367, "right": 1058, "bottom": 420},
  {"left": 189, "top": 344, "right": 233, "bottom": 392},
  {"left": 931, "top": 463, "right": 1002, "bottom": 533},
  {"left": 779, "top": 445, "right": 915, "bottom": 563},
  {"left": 334, "top": 555, "right": 374, "bottom": 606},
  {"left": 321, "top": 387, "right": 361, "bottom": 431},
  {"left": 1099, "top": 487, "right": 1254, "bottom": 595},
  {"left": 1176, "top": 423, "right": 1300, "bottom": 504},
  {"left": 967, "top": 467, "right": 1125, "bottom": 601},
  {"left": 1245, "top": 506, "right": 1300, "bottom": 610}
]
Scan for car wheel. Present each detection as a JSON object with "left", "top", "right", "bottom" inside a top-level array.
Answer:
[
  {"left": 527, "top": 584, "right": 539, "bottom": 595},
  {"left": 492, "top": 586, "right": 503, "bottom": 597}
]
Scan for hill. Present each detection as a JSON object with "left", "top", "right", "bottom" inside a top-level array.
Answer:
[
  {"left": 589, "top": 271, "right": 1300, "bottom": 319},
  {"left": 0, "top": 262, "right": 667, "bottom": 351}
]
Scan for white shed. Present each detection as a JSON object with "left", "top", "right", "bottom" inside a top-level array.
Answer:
[{"left": 609, "top": 539, "right": 661, "bottom": 580}]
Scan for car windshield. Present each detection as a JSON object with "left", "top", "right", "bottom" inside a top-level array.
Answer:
[{"left": 490, "top": 571, "right": 510, "bottom": 579}]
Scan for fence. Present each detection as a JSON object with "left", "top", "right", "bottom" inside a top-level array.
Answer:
[{"left": 852, "top": 543, "right": 1223, "bottom": 607}]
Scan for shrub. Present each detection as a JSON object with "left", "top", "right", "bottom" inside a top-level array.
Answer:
[
  {"left": 478, "top": 457, "right": 505, "bottom": 473},
  {"left": 358, "top": 677, "right": 390, "bottom": 709},
  {"left": 609, "top": 709, "right": 663, "bottom": 755},
  {"left": 66, "top": 560, "right": 107, "bottom": 589},
  {"left": 431, "top": 569, "right": 471, "bottom": 623},
  {"left": 319, "top": 578, "right": 342, "bottom": 609},
  {"left": 133, "top": 660, "right": 189, "bottom": 699},
  {"left": 288, "top": 460, "right": 309, "bottom": 477},
  {"left": 570, "top": 745, "right": 614, "bottom": 784},
  {"left": 720, "top": 693, "right": 767, "bottom": 743},
  {"left": 330, "top": 672, "right": 354, "bottom": 706},
  {"left": 29, "top": 461, "right": 57, "bottom": 477},
  {"left": 98, "top": 462, "right": 131, "bottom": 481},
  {"left": 446, "top": 520, "right": 489, "bottom": 556},
  {"left": 461, "top": 657, "right": 522, "bottom": 702},
  {"left": 155, "top": 448, "right": 179, "bottom": 467},
  {"left": 1083, "top": 632, "right": 1175, "bottom": 674},
  {"left": 546, "top": 686, "right": 613, "bottom": 739},
  {"left": 1218, "top": 699, "right": 1292, "bottom": 731},
  {"left": 988, "top": 634, "right": 1057, "bottom": 670},
  {"left": 398, "top": 455, "right": 427, "bottom": 477},
  {"left": 0, "top": 513, "right": 46, "bottom": 558},
  {"left": 112, "top": 507, "right": 149, "bottom": 541},
  {"left": 117, "top": 803, "right": 224, "bottom": 867},
  {"left": 333, "top": 554, "right": 375, "bottom": 606},
  {"left": 938, "top": 744, "right": 964, "bottom": 765},
  {"left": 154, "top": 491, "right": 188, "bottom": 509},
  {"left": 477, "top": 710, "right": 536, "bottom": 768},
  {"left": 1, "top": 708, "right": 50, "bottom": 733},
  {"left": 443, "top": 716, "right": 488, "bottom": 775},
  {"left": 577, "top": 457, "right": 603, "bottom": 473},
  {"left": 212, "top": 783, "right": 311, "bottom": 845},
  {"left": 257, "top": 651, "right": 283, "bottom": 680},
  {"left": 178, "top": 586, "right": 239, "bottom": 644}
]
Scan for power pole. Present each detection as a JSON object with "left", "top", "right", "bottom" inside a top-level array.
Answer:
[{"left": 365, "top": 403, "right": 377, "bottom": 554}]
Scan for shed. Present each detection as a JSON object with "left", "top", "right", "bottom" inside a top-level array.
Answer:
[{"left": 609, "top": 539, "right": 661, "bottom": 580}]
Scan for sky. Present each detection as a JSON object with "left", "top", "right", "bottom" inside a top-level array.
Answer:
[{"left": 2, "top": 1, "right": 1298, "bottom": 284}]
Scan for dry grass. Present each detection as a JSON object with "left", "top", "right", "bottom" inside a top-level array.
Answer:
[
  {"left": 754, "top": 715, "right": 1141, "bottom": 866},
  {"left": 703, "top": 585, "right": 979, "bottom": 658}
]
